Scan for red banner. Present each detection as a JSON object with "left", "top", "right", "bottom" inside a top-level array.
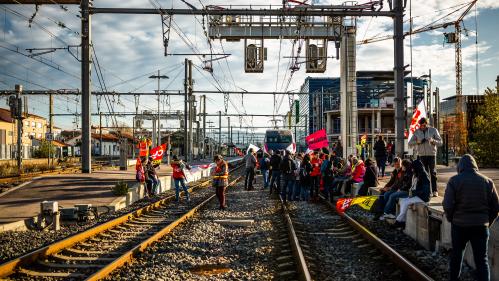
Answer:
[
  {"left": 150, "top": 144, "right": 167, "bottom": 164},
  {"left": 306, "top": 129, "right": 329, "bottom": 150}
]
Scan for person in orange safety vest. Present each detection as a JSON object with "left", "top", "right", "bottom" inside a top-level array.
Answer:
[{"left": 212, "top": 155, "right": 229, "bottom": 210}]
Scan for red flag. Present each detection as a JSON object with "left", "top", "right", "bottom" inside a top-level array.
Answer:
[
  {"left": 150, "top": 144, "right": 167, "bottom": 164},
  {"left": 336, "top": 198, "right": 353, "bottom": 213},
  {"left": 306, "top": 129, "right": 328, "bottom": 150}
]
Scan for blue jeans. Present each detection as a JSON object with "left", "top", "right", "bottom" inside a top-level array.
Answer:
[
  {"left": 383, "top": 190, "right": 408, "bottom": 215},
  {"left": 261, "top": 169, "right": 269, "bottom": 188},
  {"left": 292, "top": 180, "right": 301, "bottom": 200},
  {"left": 281, "top": 176, "right": 294, "bottom": 202},
  {"left": 174, "top": 178, "right": 190, "bottom": 202},
  {"left": 450, "top": 225, "right": 490, "bottom": 281},
  {"left": 146, "top": 176, "right": 158, "bottom": 196},
  {"left": 269, "top": 170, "right": 281, "bottom": 194},
  {"left": 300, "top": 183, "right": 310, "bottom": 201}
]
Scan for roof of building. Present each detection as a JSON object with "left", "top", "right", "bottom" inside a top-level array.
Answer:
[
  {"left": 0, "top": 108, "right": 14, "bottom": 123},
  {"left": 91, "top": 133, "right": 120, "bottom": 142},
  {"left": 0, "top": 107, "right": 47, "bottom": 122}
]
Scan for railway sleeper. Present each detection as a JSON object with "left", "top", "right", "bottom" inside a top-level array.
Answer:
[
  {"left": 51, "top": 253, "right": 115, "bottom": 263},
  {"left": 18, "top": 267, "right": 86, "bottom": 279},
  {"left": 64, "top": 247, "right": 120, "bottom": 256},
  {"left": 36, "top": 260, "right": 104, "bottom": 269}
]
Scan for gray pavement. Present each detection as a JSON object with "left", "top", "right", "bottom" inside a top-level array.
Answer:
[{"left": 0, "top": 165, "right": 172, "bottom": 224}]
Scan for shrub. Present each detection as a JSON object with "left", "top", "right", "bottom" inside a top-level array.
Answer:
[{"left": 112, "top": 181, "right": 129, "bottom": 196}]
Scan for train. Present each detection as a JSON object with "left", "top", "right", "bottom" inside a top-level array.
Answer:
[{"left": 263, "top": 129, "right": 296, "bottom": 154}]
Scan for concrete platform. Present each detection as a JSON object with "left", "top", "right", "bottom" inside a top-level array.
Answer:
[{"left": 0, "top": 165, "right": 172, "bottom": 226}]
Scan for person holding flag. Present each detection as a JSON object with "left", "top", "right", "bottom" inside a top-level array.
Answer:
[
  {"left": 170, "top": 155, "right": 191, "bottom": 203},
  {"left": 408, "top": 117, "right": 442, "bottom": 197}
]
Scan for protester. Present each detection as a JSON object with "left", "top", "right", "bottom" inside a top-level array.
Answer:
[
  {"left": 269, "top": 150, "right": 282, "bottom": 195},
  {"left": 331, "top": 156, "right": 352, "bottom": 196},
  {"left": 135, "top": 157, "right": 145, "bottom": 183},
  {"left": 387, "top": 141, "right": 394, "bottom": 164},
  {"left": 342, "top": 156, "right": 365, "bottom": 196},
  {"left": 299, "top": 154, "right": 313, "bottom": 201},
  {"left": 259, "top": 152, "right": 270, "bottom": 190},
  {"left": 408, "top": 117, "right": 442, "bottom": 197},
  {"left": 373, "top": 157, "right": 402, "bottom": 219},
  {"left": 280, "top": 150, "right": 296, "bottom": 203},
  {"left": 292, "top": 153, "right": 303, "bottom": 201},
  {"left": 393, "top": 159, "right": 431, "bottom": 228},
  {"left": 212, "top": 155, "right": 229, "bottom": 210},
  {"left": 443, "top": 154, "right": 499, "bottom": 281},
  {"left": 374, "top": 135, "right": 388, "bottom": 178},
  {"left": 145, "top": 156, "right": 158, "bottom": 197},
  {"left": 170, "top": 155, "right": 191, "bottom": 203},
  {"left": 381, "top": 159, "right": 413, "bottom": 219},
  {"left": 243, "top": 148, "right": 257, "bottom": 190},
  {"left": 310, "top": 151, "right": 322, "bottom": 201},
  {"left": 358, "top": 158, "right": 378, "bottom": 196}
]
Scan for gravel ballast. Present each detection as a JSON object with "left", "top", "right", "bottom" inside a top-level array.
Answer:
[{"left": 109, "top": 178, "right": 285, "bottom": 281}]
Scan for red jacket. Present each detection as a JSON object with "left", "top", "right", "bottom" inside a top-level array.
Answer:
[
  {"left": 171, "top": 161, "right": 186, "bottom": 179},
  {"left": 310, "top": 157, "right": 322, "bottom": 177},
  {"left": 351, "top": 161, "right": 366, "bottom": 183}
]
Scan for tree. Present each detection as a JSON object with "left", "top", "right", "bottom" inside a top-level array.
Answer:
[
  {"left": 33, "top": 140, "right": 57, "bottom": 159},
  {"left": 470, "top": 87, "right": 499, "bottom": 167}
]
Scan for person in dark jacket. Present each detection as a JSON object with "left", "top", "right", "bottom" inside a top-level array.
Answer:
[
  {"left": 443, "top": 154, "right": 499, "bottom": 281},
  {"left": 393, "top": 159, "right": 431, "bottom": 228},
  {"left": 358, "top": 158, "right": 378, "bottom": 196},
  {"left": 243, "top": 148, "right": 257, "bottom": 190},
  {"left": 259, "top": 152, "right": 270, "bottom": 189},
  {"left": 373, "top": 135, "right": 387, "bottom": 178},
  {"left": 373, "top": 157, "right": 402, "bottom": 219},
  {"left": 381, "top": 159, "right": 413, "bottom": 219},
  {"left": 280, "top": 150, "right": 296, "bottom": 202},
  {"left": 269, "top": 150, "right": 282, "bottom": 195},
  {"left": 299, "top": 154, "right": 313, "bottom": 201}
]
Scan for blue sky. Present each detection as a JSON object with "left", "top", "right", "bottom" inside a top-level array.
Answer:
[{"left": 0, "top": 0, "right": 498, "bottom": 132}]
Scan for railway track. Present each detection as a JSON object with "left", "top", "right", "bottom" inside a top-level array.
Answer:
[
  {"left": 279, "top": 196, "right": 434, "bottom": 281},
  {"left": 0, "top": 163, "right": 243, "bottom": 280},
  {"left": 0, "top": 164, "right": 103, "bottom": 186}
]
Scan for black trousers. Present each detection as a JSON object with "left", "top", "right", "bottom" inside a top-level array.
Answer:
[
  {"left": 419, "top": 155, "right": 437, "bottom": 192},
  {"left": 450, "top": 224, "right": 490, "bottom": 281},
  {"left": 244, "top": 167, "right": 255, "bottom": 190}
]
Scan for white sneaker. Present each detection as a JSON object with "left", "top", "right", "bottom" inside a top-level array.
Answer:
[
  {"left": 433, "top": 191, "right": 439, "bottom": 197},
  {"left": 384, "top": 214, "right": 396, "bottom": 219},
  {"left": 379, "top": 215, "right": 385, "bottom": 221}
]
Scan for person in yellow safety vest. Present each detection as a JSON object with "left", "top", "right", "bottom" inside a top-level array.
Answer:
[{"left": 212, "top": 155, "right": 229, "bottom": 210}]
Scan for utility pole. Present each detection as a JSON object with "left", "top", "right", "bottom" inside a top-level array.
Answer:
[
  {"left": 218, "top": 111, "right": 222, "bottom": 154},
  {"left": 149, "top": 70, "right": 169, "bottom": 147},
  {"left": 188, "top": 60, "right": 193, "bottom": 161},
  {"left": 394, "top": 0, "right": 405, "bottom": 157},
  {"left": 227, "top": 117, "right": 230, "bottom": 156},
  {"left": 99, "top": 112, "right": 103, "bottom": 156},
  {"left": 202, "top": 95, "right": 206, "bottom": 159},
  {"left": 184, "top": 58, "right": 189, "bottom": 160},
  {"left": 81, "top": 0, "right": 92, "bottom": 173},
  {"left": 49, "top": 92, "right": 53, "bottom": 167},
  {"left": 14, "top": 85, "right": 23, "bottom": 175}
]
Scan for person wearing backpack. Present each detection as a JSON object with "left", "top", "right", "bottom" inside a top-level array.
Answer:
[
  {"left": 279, "top": 150, "right": 296, "bottom": 203},
  {"left": 300, "top": 154, "right": 313, "bottom": 201},
  {"left": 259, "top": 152, "right": 270, "bottom": 190}
]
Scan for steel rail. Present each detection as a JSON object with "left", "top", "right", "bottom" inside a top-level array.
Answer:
[
  {"left": 321, "top": 198, "right": 434, "bottom": 281},
  {"left": 280, "top": 197, "right": 312, "bottom": 281},
  {"left": 86, "top": 176, "right": 242, "bottom": 281},
  {"left": 0, "top": 163, "right": 243, "bottom": 279}
]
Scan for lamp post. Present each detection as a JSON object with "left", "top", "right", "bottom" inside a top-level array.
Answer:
[{"left": 149, "top": 71, "right": 169, "bottom": 147}]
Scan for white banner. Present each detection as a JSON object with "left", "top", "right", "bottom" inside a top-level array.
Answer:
[{"left": 247, "top": 144, "right": 260, "bottom": 154}]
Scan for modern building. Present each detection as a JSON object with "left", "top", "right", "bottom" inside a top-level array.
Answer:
[{"left": 293, "top": 71, "right": 428, "bottom": 149}]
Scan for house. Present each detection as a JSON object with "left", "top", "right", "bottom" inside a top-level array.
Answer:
[
  {"left": 0, "top": 108, "right": 50, "bottom": 159},
  {"left": 65, "top": 132, "right": 134, "bottom": 157}
]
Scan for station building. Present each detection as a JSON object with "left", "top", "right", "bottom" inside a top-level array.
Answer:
[{"left": 290, "top": 71, "right": 428, "bottom": 150}]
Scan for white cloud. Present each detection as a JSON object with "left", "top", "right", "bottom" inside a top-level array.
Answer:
[{"left": 0, "top": 0, "right": 497, "bottom": 131}]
